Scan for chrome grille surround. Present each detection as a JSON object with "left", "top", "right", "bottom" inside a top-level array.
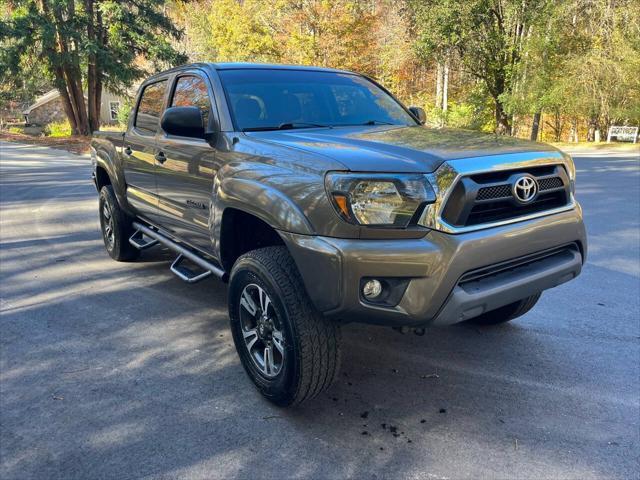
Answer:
[{"left": 419, "top": 151, "right": 576, "bottom": 234}]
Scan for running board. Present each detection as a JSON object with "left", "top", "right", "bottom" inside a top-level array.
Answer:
[{"left": 130, "top": 221, "right": 226, "bottom": 282}]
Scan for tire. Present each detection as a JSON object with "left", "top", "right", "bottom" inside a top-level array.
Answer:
[
  {"left": 228, "top": 246, "right": 341, "bottom": 406},
  {"left": 98, "top": 185, "right": 139, "bottom": 262},
  {"left": 468, "top": 293, "right": 541, "bottom": 326}
]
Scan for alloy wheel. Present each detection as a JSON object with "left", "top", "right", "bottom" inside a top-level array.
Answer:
[
  {"left": 102, "top": 202, "right": 115, "bottom": 250},
  {"left": 239, "top": 283, "right": 285, "bottom": 377}
]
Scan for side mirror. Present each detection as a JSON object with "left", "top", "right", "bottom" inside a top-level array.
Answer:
[
  {"left": 409, "top": 106, "right": 426, "bottom": 125},
  {"left": 161, "top": 106, "right": 205, "bottom": 139}
]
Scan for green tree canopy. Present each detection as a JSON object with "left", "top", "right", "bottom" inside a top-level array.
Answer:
[
  {"left": 411, "top": 0, "right": 547, "bottom": 134},
  {"left": 504, "top": 0, "right": 640, "bottom": 140},
  {"left": 2, "top": 0, "right": 638, "bottom": 140},
  {"left": 0, "top": 0, "right": 187, "bottom": 134}
]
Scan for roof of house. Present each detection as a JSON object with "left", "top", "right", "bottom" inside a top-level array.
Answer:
[
  {"left": 23, "top": 88, "right": 132, "bottom": 115},
  {"left": 22, "top": 90, "right": 62, "bottom": 115}
]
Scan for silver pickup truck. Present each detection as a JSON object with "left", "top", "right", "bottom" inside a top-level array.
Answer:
[{"left": 91, "top": 62, "right": 587, "bottom": 406}]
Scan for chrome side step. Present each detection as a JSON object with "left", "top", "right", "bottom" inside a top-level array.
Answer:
[
  {"left": 170, "top": 254, "right": 212, "bottom": 283},
  {"left": 130, "top": 221, "right": 226, "bottom": 282},
  {"left": 129, "top": 230, "right": 159, "bottom": 250}
]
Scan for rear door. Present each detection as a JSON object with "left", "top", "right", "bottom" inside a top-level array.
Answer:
[
  {"left": 123, "top": 79, "right": 168, "bottom": 222},
  {"left": 154, "top": 72, "right": 218, "bottom": 251}
]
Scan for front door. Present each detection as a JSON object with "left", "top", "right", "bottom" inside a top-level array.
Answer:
[
  {"left": 155, "top": 73, "right": 217, "bottom": 252},
  {"left": 123, "top": 79, "right": 168, "bottom": 223}
]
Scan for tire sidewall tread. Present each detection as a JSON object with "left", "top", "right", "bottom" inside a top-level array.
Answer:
[
  {"left": 229, "top": 246, "right": 341, "bottom": 406},
  {"left": 98, "top": 185, "right": 139, "bottom": 262}
]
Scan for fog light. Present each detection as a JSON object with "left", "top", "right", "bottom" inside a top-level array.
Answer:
[{"left": 362, "top": 279, "right": 383, "bottom": 299}]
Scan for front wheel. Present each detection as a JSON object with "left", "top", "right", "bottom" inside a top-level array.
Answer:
[
  {"left": 228, "top": 246, "right": 341, "bottom": 406},
  {"left": 468, "top": 293, "right": 541, "bottom": 325},
  {"left": 98, "top": 185, "right": 139, "bottom": 261}
]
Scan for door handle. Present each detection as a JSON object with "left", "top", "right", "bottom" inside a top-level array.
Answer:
[
  {"left": 154, "top": 151, "right": 167, "bottom": 164},
  {"left": 124, "top": 146, "right": 132, "bottom": 155}
]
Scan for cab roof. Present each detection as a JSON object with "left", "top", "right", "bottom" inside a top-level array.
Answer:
[
  {"left": 211, "top": 62, "right": 352, "bottom": 74},
  {"left": 144, "top": 62, "right": 355, "bottom": 82}
]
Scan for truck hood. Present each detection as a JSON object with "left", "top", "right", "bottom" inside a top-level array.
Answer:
[{"left": 247, "top": 125, "right": 560, "bottom": 173}]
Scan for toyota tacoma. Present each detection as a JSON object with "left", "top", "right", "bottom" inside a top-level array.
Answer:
[{"left": 91, "top": 63, "right": 587, "bottom": 406}]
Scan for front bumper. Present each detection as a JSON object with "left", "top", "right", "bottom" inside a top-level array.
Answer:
[{"left": 281, "top": 206, "right": 587, "bottom": 327}]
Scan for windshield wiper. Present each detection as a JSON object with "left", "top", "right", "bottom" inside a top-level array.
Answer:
[
  {"left": 242, "top": 122, "right": 332, "bottom": 132},
  {"left": 277, "top": 122, "right": 332, "bottom": 130},
  {"left": 361, "top": 120, "right": 395, "bottom": 125}
]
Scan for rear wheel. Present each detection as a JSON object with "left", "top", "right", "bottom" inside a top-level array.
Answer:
[
  {"left": 98, "top": 185, "right": 139, "bottom": 261},
  {"left": 468, "top": 293, "right": 541, "bottom": 325},
  {"left": 229, "top": 246, "right": 341, "bottom": 406}
]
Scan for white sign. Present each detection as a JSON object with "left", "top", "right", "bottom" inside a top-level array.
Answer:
[{"left": 607, "top": 126, "right": 638, "bottom": 143}]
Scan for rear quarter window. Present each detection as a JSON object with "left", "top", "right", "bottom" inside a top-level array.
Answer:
[{"left": 135, "top": 80, "right": 167, "bottom": 134}]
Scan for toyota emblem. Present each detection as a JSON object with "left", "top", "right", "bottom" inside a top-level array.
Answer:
[{"left": 513, "top": 175, "right": 538, "bottom": 203}]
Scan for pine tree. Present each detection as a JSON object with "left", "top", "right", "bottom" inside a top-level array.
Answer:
[{"left": 0, "top": 0, "right": 187, "bottom": 135}]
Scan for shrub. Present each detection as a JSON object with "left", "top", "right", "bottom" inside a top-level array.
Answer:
[
  {"left": 8, "top": 126, "right": 24, "bottom": 134},
  {"left": 116, "top": 99, "right": 133, "bottom": 129},
  {"left": 45, "top": 120, "right": 72, "bottom": 137}
]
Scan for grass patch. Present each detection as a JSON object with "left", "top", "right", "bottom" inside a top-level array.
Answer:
[
  {"left": 45, "top": 120, "right": 72, "bottom": 137},
  {"left": 99, "top": 124, "right": 124, "bottom": 132}
]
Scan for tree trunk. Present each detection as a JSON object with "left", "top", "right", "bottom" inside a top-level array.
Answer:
[
  {"left": 442, "top": 58, "right": 449, "bottom": 114},
  {"left": 587, "top": 117, "right": 597, "bottom": 142},
  {"left": 86, "top": 0, "right": 99, "bottom": 132},
  {"left": 39, "top": 0, "right": 79, "bottom": 134},
  {"left": 87, "top": 64, "right": 99, "bottom": 132},
  {"left": 94, "top": 4, "right": 106, "bottom": 130},
  {"left": 435, "top": 62, "right": 443, "bottom": 109},
  {"left": 569, "top": 118, "right": 579, "bottom": 142},
  {"left": 62, "top": 64, "right": 89, "bottom": 135},
  {"left": 602, "top": 115, "right": 611, "bottom": 142},
  {"left": 69, "top": 59, "right": 90, "bottom": 135},
  {"left": 554, "top": 111, "right": 562, "bottom": 142},
  {"left": 491, "top": 67, "right": 511, "bottom": 135},
  {"left": 95, "top": 77, "right": 103, "bottom": 130},
  {"left": 530, "top": 111, "right": 541, "bottom": 141},
  {"left": 54, "top": 72, "right": 79, "bottom": 134},
  {"left": 494, "top": 100, "right": 512, "bottom": 135},
  {"left": 52, "top": 2, "right": 90, "bottom": 135}
]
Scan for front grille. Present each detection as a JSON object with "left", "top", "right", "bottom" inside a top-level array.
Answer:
[
  {"left": 466, "top": 191, "right": 566, "bottom": 225},
  {"left": 476, "top": 184, "right": 512, "bottom": 200},
  {"left": 441, "top": 165, "right": 570, "bottom": 227},
  {"left": 538, "top": 176, "right": 563, "bottom": 191}
]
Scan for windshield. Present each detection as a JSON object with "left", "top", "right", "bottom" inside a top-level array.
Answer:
[{"left": 218, "top": 69, "right": 417, "bottom": 131}]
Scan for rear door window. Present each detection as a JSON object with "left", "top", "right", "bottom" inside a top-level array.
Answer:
[
  {"left": 135, "top": 80, "right": 167, "bottom": 134},
  {"left": 171, "top": 76, "right": 211, "bottom": 128}
]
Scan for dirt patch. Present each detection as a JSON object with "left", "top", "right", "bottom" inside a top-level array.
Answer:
[{"left": 0, "top": 131, "right": 90, "bottom": 155}]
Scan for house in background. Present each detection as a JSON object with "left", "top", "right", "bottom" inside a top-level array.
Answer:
[{"left": 22, "top": 88, "right": 128, "bottom": 126}]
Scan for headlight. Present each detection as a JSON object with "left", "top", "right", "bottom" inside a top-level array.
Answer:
[{"left": 325, "top": 172, "right": 436, "bottom": 227}]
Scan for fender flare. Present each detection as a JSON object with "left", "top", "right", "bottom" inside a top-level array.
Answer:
[
  {"left": 93, "top": 144, "right": 131, "bottom": 214},
  {"left": 214, "top": 177, "right": 314, "bottom": 236}
]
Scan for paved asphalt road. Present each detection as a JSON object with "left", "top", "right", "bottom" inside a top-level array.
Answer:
[{"left": 1, "top": 141, "right": 639, "bottom": 480}]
